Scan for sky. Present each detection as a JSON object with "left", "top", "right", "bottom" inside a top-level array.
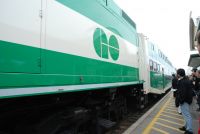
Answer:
[{"left": 114, "top": 0, "right": 200, "bottom": 71}]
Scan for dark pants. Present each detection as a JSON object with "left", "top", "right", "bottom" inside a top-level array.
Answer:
[
  {"left": 197, "top": 95, "right": 200, "bottom": 108},
  {"left": 194, "top": 90, "right": 200, "bottom": 109},
  {"left": 173, "top": 91, "right": 176, "bottom": 98}
]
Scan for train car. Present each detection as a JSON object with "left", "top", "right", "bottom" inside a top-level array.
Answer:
[
  {"left": 0, "top": 0, "right": 140, "bottom": 99},
  {"left": 138, "top": 34, "right": 175, "bottom": 95},
  {"left": 0, "top": 0, "right": 174, "bottom": 133}
]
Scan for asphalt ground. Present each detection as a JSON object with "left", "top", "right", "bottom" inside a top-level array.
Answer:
[{"left": 123, "top": 92, "right": 200, "bottom": 134}]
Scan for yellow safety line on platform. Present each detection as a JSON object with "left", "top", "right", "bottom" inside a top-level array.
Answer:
[
  {"left": 168, "top": 101, "right": 175, "bottom": 104},
  {"left": 168, "top": 103, "right": 174, "bottom": 105},
  {"left": 160, "top": 114, "right": 184, "bottom": 122},
  {"left": 155, "top": 122, "right": 183, "bottom": 132},
  {"left": 167, "top": 105, "right": 175, "bottom": 108},
  {"left": 152, "top": 127, "right": 169, "bottom": 134},
  {"left": 165, "top": 108, "right": 178, "bottom": 112},
  {"left": 167, "top": 105, "right": 176, "bottom": 108},
  {"left": 157, "top": 118, "right": 183, "bottom": 126},
  {"left": 164, "top": 109, "right": 178, "bottom": 113},
  {"left": 166, "top": 105, "right": 177, "bottom": 109},
  {"left": 162, "top": 111, "right": 183, "bottom": 117},
  {"left": 165, "top": 107, "right": 177, "bottom": 111},
  {"left": 142, "top": 95, "right": 171, "bottom": 134}
]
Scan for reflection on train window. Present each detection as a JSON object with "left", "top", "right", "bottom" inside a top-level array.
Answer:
[
  {"left": 149, "top": 60, "right": 153, "bottom": 71},
  {"left": 153, "top": 62, "right": 157, "bottom": 72},
  {"left": 157, "top": 64, "right": 160, "bottom": 72},
  {"left": 162, "top": 67, "right": 164, "bottom": 73}
]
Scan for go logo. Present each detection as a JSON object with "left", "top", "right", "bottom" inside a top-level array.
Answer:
[{"left": 93, "top": 28, "right": 119, "bottom": 61}]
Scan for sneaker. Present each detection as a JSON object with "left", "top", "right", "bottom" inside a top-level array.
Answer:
[
  {"left": 179, "top": 126, "right": 186, "bottom": 131},
  {"left": 184, "top": 130, "right": 193, "bottom": 134}
]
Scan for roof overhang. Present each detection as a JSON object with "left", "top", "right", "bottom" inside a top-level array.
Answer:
[
  {"left": 189, "top": 17, "right": 196, "bottom": 50},
  {"left": 188, "top": 53, "right": 200, "bottom": 68},
  {"left": 189, "top": 15, "right": 200, "bottom": 51}
]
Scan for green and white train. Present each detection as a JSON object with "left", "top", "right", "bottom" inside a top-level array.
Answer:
[
  {"left": 138, "top": 34, "right": 175, "bottom": 95},
  {"left": 0, "top": 0, "right": 175, "bottom": 133}
]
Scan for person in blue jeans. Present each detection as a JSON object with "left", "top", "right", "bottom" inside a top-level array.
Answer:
[
  {"left": 175, "top": 68, "right": 193, "bottom": 134},
  {"left": 196, "top": 31, "right": 200, "bottom": 55}
]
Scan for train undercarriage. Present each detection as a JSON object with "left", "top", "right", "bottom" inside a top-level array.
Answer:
[{"left": 0, "top": 84, "right": 149, "bottom": 134}]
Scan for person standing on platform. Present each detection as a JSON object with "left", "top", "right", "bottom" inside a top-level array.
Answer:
[
  {"left": 191, "top": 68, "right": 197, "bottom": 83},
  {"left": 172, "top": 74, "right": 178, "bottom": 97},
  {"left": 195, "top": 70, "right": 200, "bottom": 111},
  {"left": 190, "top": 68, "right": 197, "bottom": 97},
  {"left": 175, "top": 68, "right": 193, "bottom": 134},
  {"left": 172, "top": 73, "right": 182, "bottom": 114},
  {"left": 196, "top": 31, "right": 200, "bottom": 55}
]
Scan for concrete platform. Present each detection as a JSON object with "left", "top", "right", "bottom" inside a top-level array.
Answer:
[{"left": 123, "top": 92, "right": 200, "bottom": 134}]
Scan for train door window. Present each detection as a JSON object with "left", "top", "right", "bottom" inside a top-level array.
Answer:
[
  {"left": 153, "top": 62, "right": 157, "bottom": 72},
  {"left": 162, "top": 67, "right": 164, "bottom": 73},
  {"left": 149, "top": 60, "right": 153, "bottom": 71},
  {"left": 151, "top": 44, "right": 154, "bottom": 51},
  {"left": 158, "top": 50, "right": 161, "bottom": 57},
  {"left": 157, "top": 64, "right": 160, "bottom": 72}
]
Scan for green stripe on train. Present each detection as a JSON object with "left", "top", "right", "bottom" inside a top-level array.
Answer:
[
  {"left": 150, "top": 71, "right": 171, "bottom": 90},
  {"left": 0, "top": 40, "right": 139, "bottom": 88},
  {"left": 56, "top": 0, "right": 138, "bottom": 46}
]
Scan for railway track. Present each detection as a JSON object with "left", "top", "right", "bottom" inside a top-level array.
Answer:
[{"left": 106, "top": 94, "right": 164, "bottom": 134}]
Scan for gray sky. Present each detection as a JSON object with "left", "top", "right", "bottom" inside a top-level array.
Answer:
[{"left": 114, "top": 0, "right": 199, "bottom": 70}]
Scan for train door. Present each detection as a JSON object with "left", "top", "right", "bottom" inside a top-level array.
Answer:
[
  {"left": 137, "top": 34, "right": 149, "bottom": 106},
  {"left": 0, "top": 0, "right": 42, "bottom": 73},
  {"left": 138, "top": 34, "right": 149, "bottom": 92}
]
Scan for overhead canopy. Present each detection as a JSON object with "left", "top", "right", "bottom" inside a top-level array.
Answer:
[
  {"left": 188, "top": 53, "right": 200, "bottom": 68},
  {"left": 189, "top": 17, "right": 196, "bottom": 51},
  {"left": 188, "top": 14, "right": 200, "bottom": 68},
  {"left": 189, "top": 15, "right": 200, "bottom": 51}
]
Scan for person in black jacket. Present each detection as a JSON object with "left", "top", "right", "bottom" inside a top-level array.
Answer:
[
  {"left": 172, "top": 74, "right": 178, "bottom": 97},
  {"left": 196, "top": 30, "right": 200, "bottom": 55},
  {"left": 191, "top": 68, "right": 197, "bottom": 85},
  {"left": 175, "top": 68, "right": 193, "bottom": 134},
  {"left": 195, "top": 70, "right": 200, "bottom": 111},
  {"left": 172, "top": 73, "right": 182, "bottom": 114}
]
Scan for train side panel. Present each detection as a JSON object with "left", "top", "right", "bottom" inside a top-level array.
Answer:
[
  {"left": 138, "top": 34, "right": 150, "bottom": 93},
  {"left": 0, "top": 0, "right": 42, "bottom": 73},
  {"left": 0, "top": 0, "right": 140, "bottom": 99},
  {"left": 148, "top": 42, "right": 173, "bottom": 94}
]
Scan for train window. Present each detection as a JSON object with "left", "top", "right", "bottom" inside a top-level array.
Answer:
[
  {"left": 97, "top": 0, "right": 107, "bottom": 6},
  {"left": 162, "top": 68, "right": 164, "bottom": 73},
  {"left": 149, "top": 60, "right": 153, "bottom": 71},
  {"left": 158, "top": 50, "right": 161, "bottom": 57},
  {"left": 157, "top": 64, "right": 160, "bottom": 72},
  {"left": 151, "top": 44, "right": 154, "bottom": 51},
  {"left": 153, "top": 62, "right": 157, "bottom": 72},
  {"left": 108, "top": 0, "right": 122, "bottom": 17},
  {"left": 122, "top": 10, "right": 136, "bottom": 29}
]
